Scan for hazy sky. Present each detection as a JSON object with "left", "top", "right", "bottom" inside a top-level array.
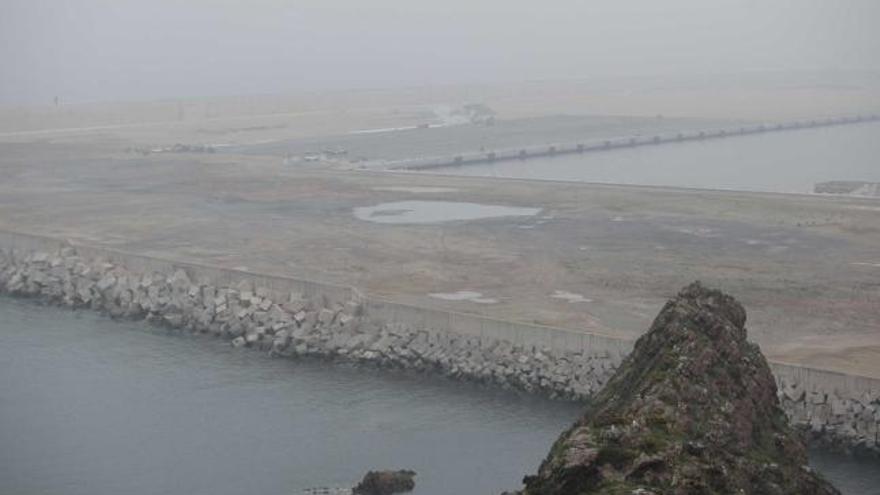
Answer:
[{"left": 1, "top": 0, "right": 878, "bottom": 104}]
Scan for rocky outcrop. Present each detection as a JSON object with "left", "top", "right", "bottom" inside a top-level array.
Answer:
[
  {"left": 353, "top": 470, "right": 416, "bottom": 495},
  {"left": 519, "top": 282, "right": 840, "bottom": 495}
]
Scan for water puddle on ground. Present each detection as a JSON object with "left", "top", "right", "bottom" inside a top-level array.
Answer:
[
  {"left": 354, "top": 201, "right": 540, "bottom": 224},
  {"left": 550, "top": 290, "right": 592, "bottom": 303},
  {"left": 670, "top": 226, "right": 721, "bottom": 238},
  {"left": 429, "top": 290, "right": 498, "bottom": 304}
]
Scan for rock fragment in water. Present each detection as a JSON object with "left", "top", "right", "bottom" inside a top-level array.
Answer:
[
  {"left": 352, "top": 470, "right": 416, "bottom": 495},
  {"left": 517, "top": 281, "right": 840, "bottom": 495}
]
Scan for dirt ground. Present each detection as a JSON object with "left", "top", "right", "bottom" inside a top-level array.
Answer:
[{"left": 1, "top": 80, "right": 879, "bottom": 377}]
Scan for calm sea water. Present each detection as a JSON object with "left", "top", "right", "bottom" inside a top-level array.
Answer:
[
  {"left": 425, "top": 122, "right": 880, "bottom": 194},
  {"left": 0, "top": 298, "right": 877, "bottom": 495}
]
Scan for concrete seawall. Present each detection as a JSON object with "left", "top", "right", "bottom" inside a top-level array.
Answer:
[{"left": 0, "top": 230, "right": 876, "bottom": 455}]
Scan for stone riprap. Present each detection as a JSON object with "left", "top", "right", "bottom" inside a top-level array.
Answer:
[
  {"left": 0, "top": 245, "right": 619, "bottom": 400},
  {"left": 0, "top": 242, "right": 877, "bottom": 455},
  {"left": 774, "top": 365, "right": 880, "bottom": 456}
]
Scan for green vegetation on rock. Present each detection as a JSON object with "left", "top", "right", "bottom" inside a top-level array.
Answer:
[{"left": 515, "top": 282, "right": 840, "bottom": 495}]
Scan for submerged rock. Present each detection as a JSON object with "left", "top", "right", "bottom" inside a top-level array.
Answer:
[
  {"left": 352, "top": 470, "right": 416, "bottom": 495},
  {"left": 518, "top": 282, "right": 840, "bottom": 495}
]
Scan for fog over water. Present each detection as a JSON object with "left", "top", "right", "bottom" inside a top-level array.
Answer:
[
  {"left": 2, "top": 0, "right": 879, "bottom": 104},
  {"left": 1, "top": 298, "right": 879, "bottom": 495},
  {"left": 2, "top": 2, "right": 879, "bottom": 494}
]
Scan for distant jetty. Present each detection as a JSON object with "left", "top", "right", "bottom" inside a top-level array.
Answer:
[{"left": 384, "top": 113, "right": 880, "bottom": 171}]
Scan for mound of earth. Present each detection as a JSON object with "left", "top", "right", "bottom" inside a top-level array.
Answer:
[{"left": 516, "top": 282, "right": 839, "bottom": 495}]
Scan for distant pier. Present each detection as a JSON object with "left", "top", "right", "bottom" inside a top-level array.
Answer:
[{"left": 384, "top": 113, "right": 880, "bottom": 171}]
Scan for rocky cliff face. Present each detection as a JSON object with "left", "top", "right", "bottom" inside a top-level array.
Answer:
[{"left": 519, "top": 282, "right": 840, "bottom": 495}]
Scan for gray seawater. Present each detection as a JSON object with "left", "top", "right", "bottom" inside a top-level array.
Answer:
[
  {"left": 0, "top": 297, "right": 877, "bottom": 495},
  {"left": 426, "top": 122, "right": 880, "bottom": 194}
]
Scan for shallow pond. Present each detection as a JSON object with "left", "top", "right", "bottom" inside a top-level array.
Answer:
[{"left": 354, "top": 200, "right": 540, "bottom": 224}]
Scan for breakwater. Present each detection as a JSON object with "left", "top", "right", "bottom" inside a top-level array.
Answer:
[
  {"left": 385, "top": 113, "right": 880, "bottom": 171},
  {"left": 0, "top": 230, "right": 877, "bottom": 455}
]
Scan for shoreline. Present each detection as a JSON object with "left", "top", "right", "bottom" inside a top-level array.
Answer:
[{"left": 1, "top": 231, "right": 877, "bottom": 457}]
